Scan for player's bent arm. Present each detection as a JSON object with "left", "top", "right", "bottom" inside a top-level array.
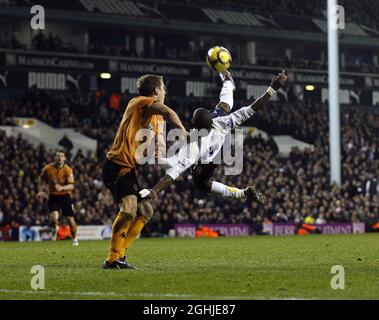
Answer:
[
  {"left": 148, "top": 102, "right": 188, "bottom": 134},
  {"left": 38, "top": 176, "right": 46, "bottom": 191},
  {"left": 60, "top": 184, "right": 74, "bottom": 191},
  {"left": 155, "top": 132, "right": 166, "bottom": 158},
  {"left": 37, "top": 176, "right": 48, "bottom": 198}
]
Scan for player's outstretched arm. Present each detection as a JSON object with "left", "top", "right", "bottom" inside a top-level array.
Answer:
[
  {"left": 141, "top": 174, "right": 174, "bottom": 200},
  {"left": 248, "top": 70, "right": 287, "bottom": 111},
  {"left": 149, "top": 102, "right": 189, "bottom": 136},
  {"left": 214, "top": 70, "right": 288, "bottom": 131}
]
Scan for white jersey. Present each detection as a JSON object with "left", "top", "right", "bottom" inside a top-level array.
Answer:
[{"left": 163, "top": 106, "right": 256, "bottom": 180}]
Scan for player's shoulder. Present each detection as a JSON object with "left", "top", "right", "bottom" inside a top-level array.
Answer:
[
  {"left": 64, "top": 164, "right": 73, "bottom": 172},
  {"left": 212, "top": 115, "right": 232, "bottom": 132},
  {"left": 42, "top": 162, "right": 55, "bottom": 171},
  {"left": 135, "top": 96, "right": 157, "bottom": 108},
  {"left": 210, "top": 108, "right": 228, "bottom": 119}
]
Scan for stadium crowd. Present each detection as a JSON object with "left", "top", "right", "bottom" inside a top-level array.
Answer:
[
  {"left": 32, "top": 31, "right": 79, "bottom": 53},
  {"left": 2, "top": 0, "right": 379, "bottom": 25},
  {"left": 151, "top": 0, "right": 379, "bottom": 30},
  {"left": 0, "top": 88, "right": 378, "bottom": 235}
]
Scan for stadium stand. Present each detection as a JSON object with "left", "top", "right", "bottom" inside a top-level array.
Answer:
[{"left": 1, "top": 88, "right": 378, "bottom": 235}]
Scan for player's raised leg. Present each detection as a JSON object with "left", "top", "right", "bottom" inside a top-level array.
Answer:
[{"left": 192, "top": 164, "right": 265, "bottom": 204}]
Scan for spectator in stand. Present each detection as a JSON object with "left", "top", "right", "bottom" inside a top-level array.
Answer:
[
  {"left": 58, "top": 134, "right": 74, "bottom": 154},
  {"left": 109, "top": 92, "right": 121, "bottom": 111}
]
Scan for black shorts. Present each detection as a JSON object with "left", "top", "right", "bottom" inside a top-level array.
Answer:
[
  {"left": 192, "top": 163, "right": 218, "bottom": 185},
  {"left": 48, "top": 194, "right": 75, "bottom": 217},
  {"left": 102, "top": 158, "right": 140, "bottom": 203}
]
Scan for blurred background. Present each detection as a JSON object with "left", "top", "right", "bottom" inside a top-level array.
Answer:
[{"left": 0, "top": 0, "right": 378, "bottom": 240}]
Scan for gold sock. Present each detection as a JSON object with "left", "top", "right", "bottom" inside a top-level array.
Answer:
[
  {"left": 106, "top": 212, "right": 134, "bottom": 263},
  {"left": 120, "top": 216, "right": 147, "bottom": 257}
]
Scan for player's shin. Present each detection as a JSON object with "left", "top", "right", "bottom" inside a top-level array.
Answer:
[
  {"left": 106, "top": 211, "right": 134, "bottom": 263},
  {"left": 211, "top": 181, "right": 246, "bottom": 200},
  {"left": 120, "top": 201, "right": 153, "bottom": 257},
  {"left": 121, "top": 216, "right": 148, "bottom": 256},
  {"left": 50, "top": 212, "right": 59, "bottom": 241}
]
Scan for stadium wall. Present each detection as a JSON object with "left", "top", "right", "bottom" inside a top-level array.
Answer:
[
  {"left": 1, "top": 49, "right": 379, "bottom": 104},
  {"left": 0, "top": 223, "right": 367, "bottom": 242}
]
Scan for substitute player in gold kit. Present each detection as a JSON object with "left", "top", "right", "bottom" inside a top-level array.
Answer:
[
  {"left": 38, "top": 151, "right": 78, "bottom": 246},
  {"left": 102, "top": 74, "right": 188, "bottom": 269}
]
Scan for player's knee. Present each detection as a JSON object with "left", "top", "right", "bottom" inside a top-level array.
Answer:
[
  {"left": 50, "top": 211, "right": 59, "bottom": 222},
  {"left": 119, "top": 195, "right": 138, "bottom": 217},
  {"left": 139, "top": 200, "right": 154, "bottom": 222}
]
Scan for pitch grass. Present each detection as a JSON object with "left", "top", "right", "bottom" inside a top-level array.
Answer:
[{"left": 0, "top": 234, "right": 378, "bottom": 300}]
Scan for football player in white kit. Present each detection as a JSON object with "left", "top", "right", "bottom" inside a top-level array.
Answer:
[{"left": 140, "top": 70, "right": 288, "bottom": 203}]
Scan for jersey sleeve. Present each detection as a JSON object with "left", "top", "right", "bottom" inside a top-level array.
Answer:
[
  {"left": 66, "top": 167, "right": 75, "bottom": 184},
  {"left": 212, "top": 106, "right": 256, "bottom": 132},
  {"left": 162, "top": 141, "right": 200, "bottom": 180}
]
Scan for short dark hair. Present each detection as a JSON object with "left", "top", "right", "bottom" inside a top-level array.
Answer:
[
  {"left": 137, "top": 74, "right": 163, "bottom": 96},
  {"left": 192, "top": 108, "right": 213, "bottom": 130}
]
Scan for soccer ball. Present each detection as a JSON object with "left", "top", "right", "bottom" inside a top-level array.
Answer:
[{"left": 206, "top": 46, "right": 232, "bottom": 73}]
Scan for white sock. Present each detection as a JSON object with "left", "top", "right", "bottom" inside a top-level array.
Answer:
[
  {"left": 219, "top": 81, "right": 234, "bottom": 110},
  {"left": 211, "top": 181, "right": 245, "bottom": 200}
]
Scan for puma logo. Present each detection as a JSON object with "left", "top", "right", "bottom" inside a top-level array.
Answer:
[{"left": 66, "top": 74, "right": 81, "bottom": 91}]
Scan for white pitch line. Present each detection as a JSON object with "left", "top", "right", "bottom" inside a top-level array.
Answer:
[
  {"left": 0, "top": 289, "right": 308, "bottom": 300},
  {"left": 0, "top": 289, "right": 191, "bottom": 299}
]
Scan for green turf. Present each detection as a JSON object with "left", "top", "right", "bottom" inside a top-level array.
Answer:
[{"left": 0, "top": 234, "right": 378, "bottom": 300}]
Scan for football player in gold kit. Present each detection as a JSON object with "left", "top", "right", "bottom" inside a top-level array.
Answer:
[{"left": 102, "top": 74, "right": 187, "bottom": 269}]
